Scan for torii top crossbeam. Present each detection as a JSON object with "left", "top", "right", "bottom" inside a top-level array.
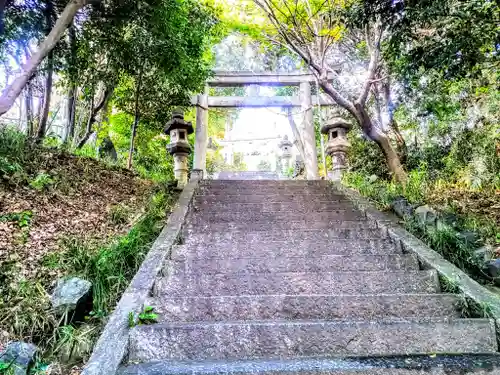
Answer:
[{"left": 207, "top": 70, "right": 335, "bottom": 86}]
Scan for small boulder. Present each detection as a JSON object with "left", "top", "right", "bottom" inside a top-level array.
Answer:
[
  {"left": 50, "top": 277, "right": 92, "bottom": 316},
  {"left": 473, "top": 245, "right": 495, "bottom": 265},
  {"left": 368, "top": 174, "right": 378, "bottom": 183},
  {"left": 0, "top": 341, "right": 37, "bottom": 375},
  {"left": 440, "top": 212, "right": 460, "bottom": 229},
  {"left": 485, "top": 259, "right": 500, "bottom": 285},
  {"left": 415, "top": 205, "right": 437, "bottom": 226},
  {"left": 457, "top": 231, "right": 481, "bottom": 247},
  {"left": 390, "top": 196, "right": 414, "bottom": 219}
]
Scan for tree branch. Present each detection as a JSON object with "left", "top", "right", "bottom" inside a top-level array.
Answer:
[{"left": 357, "top": 23, "right": 382, "bottom": 105}]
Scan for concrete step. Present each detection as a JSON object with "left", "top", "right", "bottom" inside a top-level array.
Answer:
[
  {"left": 119, "top": 355, "right": 500, "bottom": 375},
  {"left": 187, "top": 210, "right": 366, "bottom": 224},
  {"left": 154, "top": 270, "right": 440, "bottom": 297},
  {"left": 146, "top": 294, "right": 460, "bottom": 322},
  {"left": 127, "top": 318, "right": 497, "bottom": 362},
  {"left": 170, "top": 254, "right": 417, "bottom": 273},
  {"left": 172, "top": 240, "right": 401, "bottom": 260},
  {"left": 185, "top": 220, "right": 379, "bottom": 232},
  {"left": 200, "top": 180, "right": 334, "bottom": 189},
  {"left": 194, "top": 194, "right": 349, "bottom": 204},
  {"left": 181, "top": 228, "right": 389, "bottom": 243},
  {"left": 212, "top": 172, "right": 280, "bottom": 180},
  {"left": 197, "top": 188, "right": 339, "bottom": 196},
  {"left": 192, "top": 201, "right": 357, "bottom": 213}
]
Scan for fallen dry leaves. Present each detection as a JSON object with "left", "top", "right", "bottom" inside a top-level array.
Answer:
[{"left": 0, "top": 152, "right": 152, "bottom": 286}]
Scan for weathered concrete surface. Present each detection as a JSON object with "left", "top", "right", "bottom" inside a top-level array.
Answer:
[
  {"left": 182, "top": 228, "right": 388, "bottom": 243},
  {"left": 147, "top": 294, "right": 460, "bottom": 322},
  {"left": 170, "top": 254, "right": 418, "bottom": 274},
  {"left": 185, "top": 220, "right": 377, "bottom": 232},
  {"left": 172, "top": 240, "right": 401, "bottom": 260},
  {"left": 194, "top": 194, "right": 348, "bottom": 204},
  {"left": 154, "top": 270, "right": 440, "bottom": 296},
  {"left": 118, "top": 354, "right": 500, "bottom": 375},
  {"left": 187, "top": 210, "right": 367, "bottom": 223},
  {"left": 81, "top": 178, "right": 201, "bottom": 375},
  {"left": 192, "top": 201, "right": 357, "bottom": 213},
  {"left": 127, "top": 319, "right": 497, "bottom": 362}
]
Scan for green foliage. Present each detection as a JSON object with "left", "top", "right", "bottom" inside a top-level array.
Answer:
[
  {"left": 138, "top": 306, "right": 159, "bottom": 325},
  {"left": 256, "top": 159, "right": 272, "bottom": 171},
  {"left": 108, "top": 204, "right": 132, "bottom": 225},
  {"left": 206, "top": 149, "right": 247, "bottom": 178},
  {"left": 128, "top": 306, "right": 159, "bottom": 328},
  {"left": 29, "top": 172, "right": 54, "bottom": 191},
  {"left": 0, "top": 211, "right": 33, "bottom": 228},
  {"left": 342, "top": 172, "right": 399, "bottom": 209},
  {"left": 348, "top": 133, "right": 390, "bottom": 179}
]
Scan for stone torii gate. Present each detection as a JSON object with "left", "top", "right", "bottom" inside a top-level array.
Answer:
[{"left": 190, "top": 71, "right": 337, "bottom": 180}]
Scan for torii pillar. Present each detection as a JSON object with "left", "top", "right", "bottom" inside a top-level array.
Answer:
[
  {"left": 193, "top": 85, "right": 208, "bottom": 177},
  {"left": 299, "top": 82, "right": 319, "bottom": 179}
]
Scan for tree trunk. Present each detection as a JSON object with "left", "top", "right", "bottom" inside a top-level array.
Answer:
[
  {"left": 25, "top": 83, "right": 34, "bottom": 137},
  {"left": 35, "top": 0, "right": 55, "bottom": 143},
  {"left": 127, "top": 72, "right": 142, "bottom": 169},
  {"left": 36, "top": 87, "right": 45, "bottom": 134},
  {"left": 77, "top": 97, "right": 94, "bottom": 148},
  {"left": 0, "top": 0, "right": 93, "bottom": 116},
  {"left": 36, "top": 51, "right": 54, "bottom": 142},
  {"left": 65, "top": 84, "right": 77, "bottom": 143},
  {"left": 383, "top": 80, "right": 407, "bottom": 164},
  {"left": 355, "top": 102, "right": 407, "bottom": 183},
  {"left": 285, "top": 108, "right": 307, "bottom": 171},
  {"left": 63, "top": 21, "right": 77, "bottom": 144},
  {"left": 316, "top": 79, "right": 407, "bottom": 183},
  {"left": 76, "top": 85, "right": 114, "bottom": 148}
]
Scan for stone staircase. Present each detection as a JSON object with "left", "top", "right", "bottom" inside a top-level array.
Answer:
[{"left": 118, "top": 180, "right": 499, "bottom": 374}]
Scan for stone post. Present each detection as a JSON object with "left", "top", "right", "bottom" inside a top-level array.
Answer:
[
  {"left": 278, "top": 135, "right": 293, "bottom": 176},
  {"left": 299, "top": 81, "right": 319, "bottom": 180},
  {"left": 165, "top": 110, "right": 194, "bottom": 188},
  {"left": 193, "top": 85, "right": 208, "bottom": 175},
  {"left": 321, "top": 118, "right": 352, "bottom": 181}
]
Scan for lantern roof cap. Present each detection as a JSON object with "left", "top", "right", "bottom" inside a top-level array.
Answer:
[
  {"left": 165, "top": 109, "right": 194, "bottom": 134},
  {"left": 279, "top": 135, "right": 293, "bottom": 148},
  {"left": 321, "top": 118, "right": 352, "bottom": 134}
]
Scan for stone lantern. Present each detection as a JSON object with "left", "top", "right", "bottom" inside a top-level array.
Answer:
[
  {"left": 164, "top": 110, "right": 194, "bottom": 188},
  {"left": 207, "top": 137, "right": 217, "bottom": 152},
  {"left": 278, "top": 135, "right": 293, "bottom": 175},
  {"left": 321, "top": 118, "right": 352, "bottom": 181}
]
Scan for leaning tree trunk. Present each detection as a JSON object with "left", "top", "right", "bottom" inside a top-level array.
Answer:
[
  {"left": 355, "top": 103, "right": 407, "bottom": 183},
  {"left": 127, "top": 71, "right": 142, "bottom": 169},
  {"left": 36, "top": 51, "right": 54, "bottom": 142},
  {"left": 0, "top": 0, "right": 95, "bottom": 116},
  {"left": 76, "top": 85, "right": 114, "bottom": 149}
]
